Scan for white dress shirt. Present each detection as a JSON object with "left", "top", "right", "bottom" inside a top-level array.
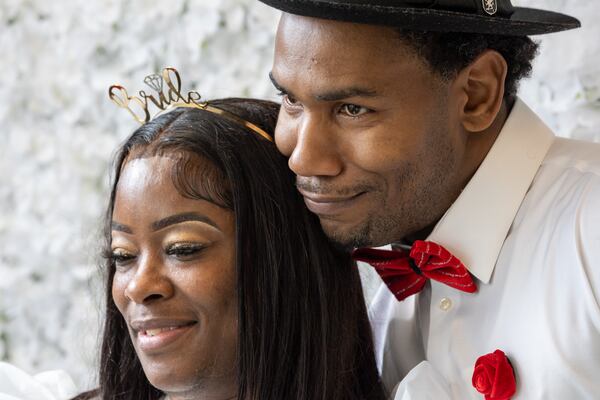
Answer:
[
  {"left": 364, "top": 99, "right": 600, "bottom": 399},
  {"left": 390, "top": 361, "right": 452, "bottom": 400}
]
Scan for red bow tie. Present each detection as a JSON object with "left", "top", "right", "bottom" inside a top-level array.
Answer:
[{"left": 352, "top": 240, "right": 477, "bottom": 301}]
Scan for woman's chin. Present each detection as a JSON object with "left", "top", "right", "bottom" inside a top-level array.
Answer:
[
  {"left": 142, "top": 363, "right": 192, "bottom": 392},
  {"left": 144, "top": 368, "right": 202, "bottom": 396},
  {"left": 143, "top": 365, "right": 238, "bottom": 399}
]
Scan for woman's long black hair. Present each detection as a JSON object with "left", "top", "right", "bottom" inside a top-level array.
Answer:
[{"left": 76, "top": 98, "right": 385, "bottom": 400}]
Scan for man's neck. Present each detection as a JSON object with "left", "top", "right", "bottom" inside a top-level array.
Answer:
[
  {"left": 459, "top": 100, "right": 510, "bottom": 188},
  {"left": 399, "top": 98, "right": 514, "bottom": 247},
  {"left": 401, "top": 224, "right": 437, "bottom": 245}
]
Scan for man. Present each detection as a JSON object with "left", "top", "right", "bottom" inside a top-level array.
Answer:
[{"left": 258, "top": 0, "right": 600, "bottom": 398}]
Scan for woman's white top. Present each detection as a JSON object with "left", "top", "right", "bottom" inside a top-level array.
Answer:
[{"left": 0, "top": 362, "right": 77, "bottom": 400}]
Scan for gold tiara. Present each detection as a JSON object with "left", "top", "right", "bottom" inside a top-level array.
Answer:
[{"left": 108, "top": 67, "right": 273, "bottom": 142}]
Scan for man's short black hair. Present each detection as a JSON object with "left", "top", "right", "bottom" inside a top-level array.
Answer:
[{"left": 397, "top": 31, "right": 540, "bottom": 102}]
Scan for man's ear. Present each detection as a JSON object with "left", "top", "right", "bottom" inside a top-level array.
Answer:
[{"left": 452, "top": 50, "right": 507, "bottom": 133}]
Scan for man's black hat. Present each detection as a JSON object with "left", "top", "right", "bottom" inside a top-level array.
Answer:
[{"left": 258, "top": 0, "right": 580, "bottom": 35}]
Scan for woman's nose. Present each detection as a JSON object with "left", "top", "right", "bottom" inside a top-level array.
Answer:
[{"left": 124, "top": 255, "right": 174, "bottom": 304}]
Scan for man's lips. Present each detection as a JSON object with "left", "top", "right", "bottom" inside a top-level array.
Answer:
[
  {"left": 130, "top": 318, "right": 198, "bottom": 353},
  {"left": 298, "top": 189, "right": 366, "bottom": 216}
]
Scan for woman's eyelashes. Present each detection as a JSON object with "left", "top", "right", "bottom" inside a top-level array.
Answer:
[
  {"left": 110, "top": 248, "right": 136, "bottom": 266},
  {"left": 109, "top": 242, "right": 207, "bottom": 268},
  {"left": 165, "top": 242, "right": 207, "bottom": 260}
]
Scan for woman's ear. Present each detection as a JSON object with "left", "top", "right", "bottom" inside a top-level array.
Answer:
[{"left": 452, "top": 50, "right": 507, "bottom": 133}]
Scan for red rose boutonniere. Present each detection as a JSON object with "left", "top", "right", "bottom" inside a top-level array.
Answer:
[{"left": 472, "top": 349, "right": 516, "bottom": 400}]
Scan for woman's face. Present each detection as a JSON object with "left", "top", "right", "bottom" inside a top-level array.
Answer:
[{"left": 111, "top": 155, "right": 238, "bottom": 398}]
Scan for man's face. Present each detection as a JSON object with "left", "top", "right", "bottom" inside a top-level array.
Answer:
[{"left": 271, "top": 14, "right": 471, "bottom": 248}]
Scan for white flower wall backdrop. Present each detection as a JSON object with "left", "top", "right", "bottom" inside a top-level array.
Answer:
[{"left": 0, "top": 0, "right": 598, "bottom": 391}]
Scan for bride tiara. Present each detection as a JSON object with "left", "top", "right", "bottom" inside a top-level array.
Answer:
[{"left": 108, "top": 67, "right": 273, "bottom": 142}]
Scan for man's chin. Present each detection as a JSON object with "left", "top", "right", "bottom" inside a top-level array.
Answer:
[{"left": 319, "top": 217, "right": 372, "bottom": 251}]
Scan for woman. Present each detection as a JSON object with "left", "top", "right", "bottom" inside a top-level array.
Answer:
[{"left": 75, "top": 98, "right": 386, "bottom": 400}]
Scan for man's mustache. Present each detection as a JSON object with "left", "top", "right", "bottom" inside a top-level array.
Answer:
[{"left": 295, "top": 177, "right": 376, "bottom": 196}]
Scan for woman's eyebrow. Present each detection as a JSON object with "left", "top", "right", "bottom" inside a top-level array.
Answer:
[
  {"left": 111, "top": 222, "right": 132, "bottom": 233},
  {"left": 151, "top": 212, "right": 220, "bottom": 231}
]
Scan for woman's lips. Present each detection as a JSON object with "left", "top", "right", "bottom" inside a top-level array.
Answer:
[
  {"left": 299, "top": 190, "right": 366, "bottom": 216},
  {"left": 131, "top": 319, "right": 197, "bottom": 353}
]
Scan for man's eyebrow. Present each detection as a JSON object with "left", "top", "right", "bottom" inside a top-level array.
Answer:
[
  {"left": 111, "top": 222, "right": 133, "bottom": 234},
  {"left": 269, "top": 72, "right": 287, "bottom": 94},
  {"left": 314, "top": 87, "right": 378, "bottom": 102},
  {"left": 269, "top": 72, "right": 378, "bottom": 102},
  {"left": 151, "top": 212, "right": 219, "bottom": 232}
]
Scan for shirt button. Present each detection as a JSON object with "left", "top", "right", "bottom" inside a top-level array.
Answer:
[{"left": 439, "top": 297, "right": 453, "bottom": 311}]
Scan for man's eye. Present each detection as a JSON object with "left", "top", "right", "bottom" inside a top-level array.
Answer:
[
  {"left": 281, "top": 93, "right": 300, "bottom": 107},
  {"left": 340, "top": 104, "right": 370, "bottom": 117},
  {"left": 166, "top": 243, "right": 206, "bottom": 259},
  {"left": 284, "top": 95, "right": 298, "bottom": 105}
]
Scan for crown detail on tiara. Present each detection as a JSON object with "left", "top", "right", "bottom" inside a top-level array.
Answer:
[
  {"left": 108, "top": 67, "right": 273, "bottom": 142},
  {"left": 143, "top": 73, "right": 163, "bottom": 93}
]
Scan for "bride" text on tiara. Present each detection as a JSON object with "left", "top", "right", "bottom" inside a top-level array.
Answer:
[{"left": 109, "top": 67, "right": 205, "bottom": 124}]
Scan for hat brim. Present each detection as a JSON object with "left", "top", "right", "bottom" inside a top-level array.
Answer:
[{"left": 259, "top": 0, "right": 580, "bottom": 35}]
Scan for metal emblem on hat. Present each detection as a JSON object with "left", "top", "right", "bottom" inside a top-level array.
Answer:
[{"left": 483, "top": 0, "right": 498, "bottom": 15}]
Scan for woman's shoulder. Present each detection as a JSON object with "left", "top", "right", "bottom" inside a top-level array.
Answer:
[{"left": 0, "top": 362, "right": 80, "bottom": 399}]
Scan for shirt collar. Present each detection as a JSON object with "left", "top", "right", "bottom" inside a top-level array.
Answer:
[{"left": 426, "top": 98, "right": 555, "bottom": 284}]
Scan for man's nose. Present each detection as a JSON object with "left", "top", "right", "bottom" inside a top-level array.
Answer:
[
  {"left": 124, "top": 254, "right": 174, "bottom": 304},
  {"left": 281, "top": 112, "right": 343, "bottom": 178}
]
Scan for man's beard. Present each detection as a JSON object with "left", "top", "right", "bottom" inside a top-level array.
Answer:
[
  {"left": 322, "top": 207, "right": 414, "bottom": 251},
  {"left": 317, "top": 166, "right": 448, "bottom": 251},
  {"left": 325, "top": 221, "right": 373, "bottom": 252}
]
